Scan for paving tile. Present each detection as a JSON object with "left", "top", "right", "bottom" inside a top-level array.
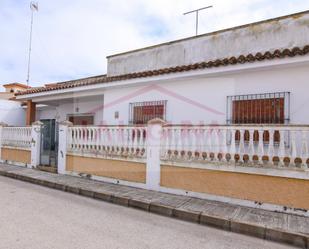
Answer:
[
  {"left": 173, "top": 208, "right": 201, "bottom": 223},
  {"left": 233, "top": 207, "right": 288, "bottom": 231},
  {"left": 110, "top": 195, "right": 129, "bottom": 206},
  {"left": 177, "top": 198, "right": 213, "bottom": 213},
  {"left": 150, "top": 194, "right": 191, "bottom": 208},
  {"left": 149, "top": 203, "right": 174, "bottom": 217},
  {"left": 287, "top": 214, "right": 309, "bottom": 235},
  {"left": 129, "top": 199, "right": 150, "bottom": 211},
  {"left": 199, "top": 202, "right": 240, "bottom": 230},
  {"left": 93, "top": 191, "right": 112, "bottom": 202},
  {"left": 202, "top": 202, "right": 240, "bottom": 220},
  {"left": 230, "top": 220, "right": 266, "bottom": 239},
  {"left": 265, "top": 228, "right": 308, "bottom": 248}
]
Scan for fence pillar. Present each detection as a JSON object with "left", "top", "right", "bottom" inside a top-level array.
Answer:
[
  {"left": 57, "top": 121, "right": 72, "bottom": 174},
  {"left": 146, "top": 119, "right": 165, "bottom": 191},
  {"left": 0, "top": 122, "right": 8, "bottom": 162},
  {"left": 31, "top": 121, "right": 43, "bottom": 169}
]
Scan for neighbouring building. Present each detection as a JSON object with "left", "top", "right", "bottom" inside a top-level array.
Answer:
[
  {"left": 0, "top": 83, "right": 29, "bottom": 126},
  {"left": 1, "top": 83, "right": 31, "bottom": 99}
]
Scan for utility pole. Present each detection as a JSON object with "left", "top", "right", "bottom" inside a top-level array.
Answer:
[
  {"left": 26, "top": 1, "right": 39, "bottom": 86},
  {"left": 184, "top": 5, "right": 213, "bottom": 36}
]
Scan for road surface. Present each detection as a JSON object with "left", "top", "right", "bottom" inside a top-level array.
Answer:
[{"left": 0, "top": 176, "right": 295, "bottom": 249}]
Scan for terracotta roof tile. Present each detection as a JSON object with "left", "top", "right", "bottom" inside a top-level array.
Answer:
[{"left": 16, "top": 45, "right": 309, "bottom": 96}]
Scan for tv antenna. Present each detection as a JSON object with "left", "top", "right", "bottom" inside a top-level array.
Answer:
[
  {"left": 183, "top": 5, "right": 213, "bottom": 36},
  {"left": 26, "top": 1, "right": 39, "bottom": 86}
]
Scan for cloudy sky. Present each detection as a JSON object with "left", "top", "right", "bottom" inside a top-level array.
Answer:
[{"left": 1, "top": 0, "right": 309, "bottom": 87}]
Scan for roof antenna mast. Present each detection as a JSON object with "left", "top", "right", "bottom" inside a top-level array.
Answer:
[
  {"left": 26, "top": 1, "right": 39, "bottom": 86},
  {"left": 183, "top": 5, "right": 213, "bottom": 36}
]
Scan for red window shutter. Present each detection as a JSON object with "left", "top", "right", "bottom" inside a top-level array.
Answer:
[
  {"left": 232, "top": 98, "right": 284, "bottom": 124},
  {"left": 133, "top": 103, "right": 165, "bottom": 124}
]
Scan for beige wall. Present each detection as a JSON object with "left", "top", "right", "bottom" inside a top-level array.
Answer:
[
  {"left": 1, "top": 148, "right": 31, "bottom": 165},
  {"left": 66, "top": 155, "right": 146, "bottom": 183},
  {"left": 161, "top": 165, "right": 309, "bottom": 210}
]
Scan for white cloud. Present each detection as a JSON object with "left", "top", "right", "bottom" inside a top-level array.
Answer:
[{"left": 0, "top": 0, "right": 308, "bottom": 87}]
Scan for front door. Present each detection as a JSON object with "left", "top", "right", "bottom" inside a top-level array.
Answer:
[{"left": 40, "top": 119, "right": 58, "bottom": 167}]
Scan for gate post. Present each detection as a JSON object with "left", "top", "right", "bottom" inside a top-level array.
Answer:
[
  {"left": 146, "top": 119, "right": 165, "bottom": 191},
  {"left": 57, "top": 121, "right": 72, "bottom": 174},
  {"left": 31, "top": 121, "right": 43, "bottom": 169}
]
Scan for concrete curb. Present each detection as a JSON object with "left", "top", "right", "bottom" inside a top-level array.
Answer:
[{"left": 0, "top": 169, "right": 308, "bottom": 249}]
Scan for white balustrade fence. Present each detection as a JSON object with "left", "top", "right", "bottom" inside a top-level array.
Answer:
[
  {"left": 67, "top": 126, "right": 147, "bottom": 159},
  {"left": 2, "top": 127, "right": 32, "bottom": 150},
  {"left": 161, "top": 125, "right": 309, "bottom": 169}
]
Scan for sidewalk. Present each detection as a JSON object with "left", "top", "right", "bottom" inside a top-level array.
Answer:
[{"left": 0, "top": 163, "right": 308, "bottom": 248}]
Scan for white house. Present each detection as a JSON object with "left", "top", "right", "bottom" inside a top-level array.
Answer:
[
  {"left": 10, "top": 10, "right": 309, "bottom": 170},
  {"left": 14, "top": 10, "right": 309, "bottom": 128},
  {"left": 2, "top": 10, "right": 309, "bottom": 216}
]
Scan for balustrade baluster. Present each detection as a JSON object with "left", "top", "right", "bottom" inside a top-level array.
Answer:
[
  {"left": 258, "top": 129, "right": 264, "bottom": 164},
  {"left": 118, "top": 128, "right": 124, "bottom": 156},
  {"left": 221, "top": 128, "right": 228, "bottom": 162},
  {"left": 213, "top": 128, "right": 220, "bottom": 161},
  {"left": 301, "top": 129, "right": 309, "bottom": 169},
  {"left": 290, "top": 130, "right": 297, "bottom": 167},
  {"left": 229, "top": 128, "right": 236, "bottom": 163},
  {"left": 196, "top": 128, "right": 203, "bottom": 160},
  {"left": 190, "top": 128, "right": 197, "bottom": 160},
  {"left": 177, "top": 128, "right": 183, "bottom": 160},
  {"left": 128, "top": 128, "right": 133, "bottom": 156},
  {"left": 132, "top": 128, "right": 137, "bottom": 156},
  {"left": 165, "top": 128, "right": 171, "bottom": 159},
  {"left": 238, "top": 129, "right": 245, "bottom": 163},
  {"left": 248, "top": 129, "right": 255, "bottom": 163},
  {"left": 67, "top": 128, "right": 72, "bottom": 152},
  {"left": 278, "top": 129, "right": 286, "bottom": 167},
  {"left": 207, "top": 128, "right": 213, "bottom": 160},
  {"left": 110, "top": 128, "right": 117, "bottom": 156},
  {"left": 123, "top": 128, "right": 128, "bottom": 156},
  {"left": 201, "top": 128, "right": 207, "bottom": 161},
  {"left": 268, "top": 129, "right": 275, "bottom": 166}
]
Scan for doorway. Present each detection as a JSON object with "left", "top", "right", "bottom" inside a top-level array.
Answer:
[{"left": 40, "top": 119, "right": 58, "bottom": 167}]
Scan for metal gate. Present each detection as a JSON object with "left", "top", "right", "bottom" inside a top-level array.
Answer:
[{"left": 40, "top": 119, "right": 58, "bottom": 167}]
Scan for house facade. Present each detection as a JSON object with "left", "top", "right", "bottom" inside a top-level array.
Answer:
[
  {"left": 2, "top": 10, "right": 309, "bottom": 216},
  {"left": 14, "top": 10, "right": 309, "bottom": 127}
]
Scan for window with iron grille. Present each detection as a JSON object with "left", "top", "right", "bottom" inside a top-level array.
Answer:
[
  {"left": 129, "top": 100, "right": 167, "bottom": 125},
  {"left": 227, "top": 92, "right": 290, "bottom": 124}
]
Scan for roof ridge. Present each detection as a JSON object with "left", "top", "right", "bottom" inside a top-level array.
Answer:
[{"left": 45, "top": 74, "right": 107, "bottom": 87}]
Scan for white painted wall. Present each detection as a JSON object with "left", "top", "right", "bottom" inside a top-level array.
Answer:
[
  {"left": 37, "top": 96, "right": 104, "bottom": 125},
  {"left": 103, "top": 64, "right": 309, "bottom": 125},
  {"left": 0, "top": 100, "right": 26, "bottom": 126},
  {"left": 33, "top": 63, "right": 309, "bottom": 126}
]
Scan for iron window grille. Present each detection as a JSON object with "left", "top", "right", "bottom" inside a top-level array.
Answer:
[
  {"left": 129, "top": 100, "right": 167, "bottom": 125},
  {"left": 226, "top": 92, "right": 290, "bottom": 124}
]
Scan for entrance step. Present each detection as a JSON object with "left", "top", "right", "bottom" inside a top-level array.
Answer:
[{"left": 37, "top": 165, "right": 57, "bottom": 174}]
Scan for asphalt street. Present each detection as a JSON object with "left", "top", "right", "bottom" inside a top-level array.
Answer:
[{"left": 0, "top": 176, "right": 295, "bottom": 249}]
